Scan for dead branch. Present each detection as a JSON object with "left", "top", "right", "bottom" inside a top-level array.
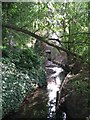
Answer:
[
  {"left": 49, "top": 38, "right": 90, "bottom": 45},
  {"left": 56, "top": 73, "right": 81, "bottom": 108}
]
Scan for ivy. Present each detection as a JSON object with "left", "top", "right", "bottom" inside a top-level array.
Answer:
[{"left": 1, "top": 47, "right": 46, "bottom": 117}]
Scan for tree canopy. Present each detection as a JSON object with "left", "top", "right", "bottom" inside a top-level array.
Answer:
[
  {"left": 1, "top": 2, "right": 90, "bottom": 118},
  {"left": 2, "top": 2, "right": 90, "bottom": 63}
]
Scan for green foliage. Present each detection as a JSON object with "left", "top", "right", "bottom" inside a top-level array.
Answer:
[
  {"left": 2, "top": 2, "right": 90, "bottom": 118},
  {"left": 1, "top": 47, "right": 46, "bottom": 117},
  {"left": 2, "top": 2, "right": 90, "bottom": 63},
  {"left": 73, "top": 79, "right": 89, "bottom": 94},
  {"left": 68, "top": 70, "right": 89, "bottom": 96}
]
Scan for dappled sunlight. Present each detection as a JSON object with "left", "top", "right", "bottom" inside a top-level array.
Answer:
[
  {"left": 2, "top": 2, "right": 90, "bottom": 120},
  {"left": 17, "top": 88, "right": 49, "bottom": 118}
]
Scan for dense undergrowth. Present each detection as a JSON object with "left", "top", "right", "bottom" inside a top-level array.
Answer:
[
  {"left": 60, "top": 64, "right": 90, "bottom": 119},
  {"left": 1, "top": 47, "right": 47, "bottom": 117},
  {"left": 2, "top": 2, "right": 90, "bottom": 119}
]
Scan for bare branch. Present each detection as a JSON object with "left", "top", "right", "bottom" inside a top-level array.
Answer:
[{"left": 49, "top": 38, "right": 90, "bottom": 45}]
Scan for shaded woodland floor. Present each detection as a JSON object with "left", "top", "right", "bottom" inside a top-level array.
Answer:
[
  {"left": 2, "top": 63, "right": 90, "bottom": 120},
  {"left": 17, "top": 88, "right": 49, "bottom": 119},
  {"left": 2, "top": 88, "right": 50, "bottom": 120}
]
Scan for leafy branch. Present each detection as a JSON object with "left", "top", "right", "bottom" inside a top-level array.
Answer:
[{"left": 3, "top": 23, "right": 88, "bottom": 63}]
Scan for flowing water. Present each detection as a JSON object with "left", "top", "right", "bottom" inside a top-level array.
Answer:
[
  {"left": 46, "top": 65, "right": 66, "bottom": 119},
  {"left": 2, "top": 62, "right": 67, "bottom": 120}
]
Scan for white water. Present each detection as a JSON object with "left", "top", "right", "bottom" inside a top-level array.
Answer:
[{"left": 46, "top": 66, "right": 64, "bottom": 118}]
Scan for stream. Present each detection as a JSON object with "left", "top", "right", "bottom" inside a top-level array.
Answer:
[
  {"left": 46, "top": 60, "right": 66, "bottom": 119},
  {"left": 2, "top": 61, "right": 67, "bottom": 120}
]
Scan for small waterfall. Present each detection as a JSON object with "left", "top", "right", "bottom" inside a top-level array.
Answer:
[{"left": 46, "top": 66, "right": 66, "bottom": 119}]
